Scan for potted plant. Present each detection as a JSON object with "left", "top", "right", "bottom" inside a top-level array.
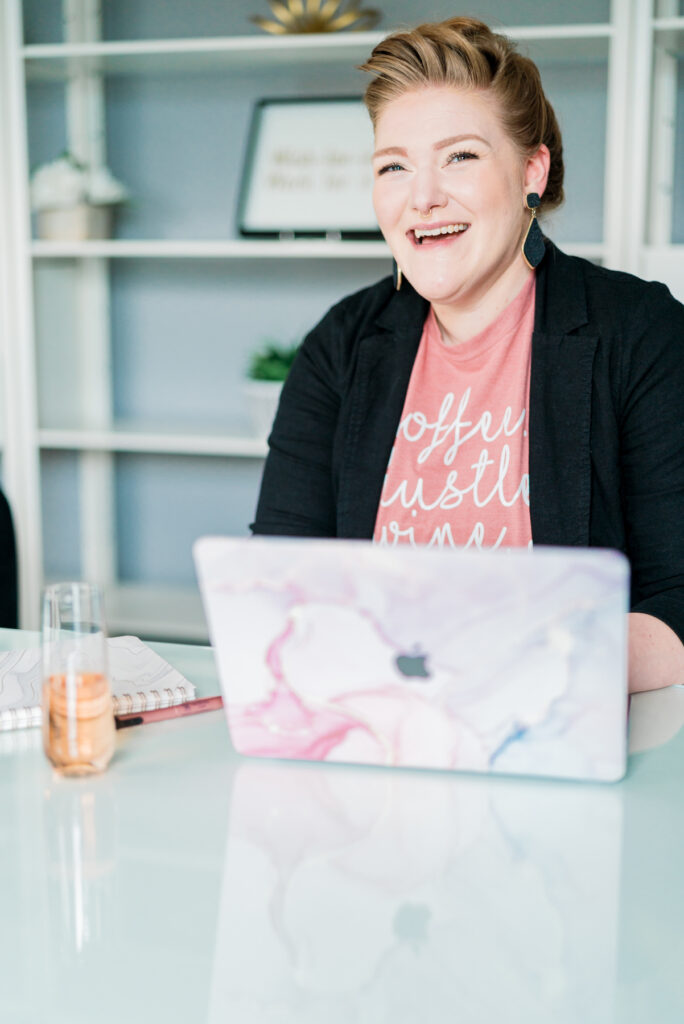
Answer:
[
  {"left": 245, "top": 341, "right": 300, "bottom": 437},
  {"left": 30, "top": 153, "right": 129, "bottom": 240}
]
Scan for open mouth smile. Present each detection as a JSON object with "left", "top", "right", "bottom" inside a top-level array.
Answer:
[{"left": 409, "top": 223, "right": 470, "bottom": 246}]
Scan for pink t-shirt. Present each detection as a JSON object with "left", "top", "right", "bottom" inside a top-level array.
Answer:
[{"left": 374, "top": 272, "right": 535, "bottom": 550}]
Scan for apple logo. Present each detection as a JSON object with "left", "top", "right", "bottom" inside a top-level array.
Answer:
[
  {"left": 395, "top": 646, "right": 431, "bottom": 679},
  {"left": 393, "top": 902, "right": 432, "bottom": 950}
]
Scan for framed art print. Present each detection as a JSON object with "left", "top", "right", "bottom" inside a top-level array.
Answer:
[{"left": 238, "top": 97, "right": 381, "bottom": 239}]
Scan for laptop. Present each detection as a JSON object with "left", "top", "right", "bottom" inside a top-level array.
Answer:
[{"left": 193, "top": 537, "right": 629, "bottom": 782}]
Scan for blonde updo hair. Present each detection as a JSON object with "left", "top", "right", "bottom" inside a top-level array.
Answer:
[{"left": 359, "top": 17, "right": 564, "bottom": 214}]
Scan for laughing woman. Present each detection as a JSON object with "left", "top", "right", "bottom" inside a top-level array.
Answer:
[{"left": 251, "top": 17, "right": 684, "bottom": 693}]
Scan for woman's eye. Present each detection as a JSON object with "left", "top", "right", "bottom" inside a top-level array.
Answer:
[
  {"left": 377, "top": 162, "right": 404, "bottom": 176},
  {"left": 446, "top": 150, "right": 478, "bottom": 165}
]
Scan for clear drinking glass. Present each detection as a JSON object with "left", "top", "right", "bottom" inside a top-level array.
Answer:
[{"left": 42, "top": 582, "right": 115, "bottom": 776}]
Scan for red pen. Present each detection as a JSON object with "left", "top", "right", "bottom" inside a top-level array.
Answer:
[{"left": 115, "top": 694, "right": 224, "bottom": 729}]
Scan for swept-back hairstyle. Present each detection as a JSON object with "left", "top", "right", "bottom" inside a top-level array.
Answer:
[{"left": 359, "top": 17, "right": 564, "bottom": 213}]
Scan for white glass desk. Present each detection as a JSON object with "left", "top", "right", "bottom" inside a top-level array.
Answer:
[{"left": 1, "top": 627, "right": 683, "bottom": 1023}]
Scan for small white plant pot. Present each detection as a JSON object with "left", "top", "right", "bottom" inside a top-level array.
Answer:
[
  {"left": 244, "top": 379, "right": 284, "bottom": 438},
  {"left": 36, "top": 203, "right": 113, "bottom": 241}
]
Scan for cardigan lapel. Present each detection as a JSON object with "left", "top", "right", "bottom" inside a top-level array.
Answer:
[
  {"left": 528, "top": 330, "right": 597, "bottom": 546},
  {"left": 337, "top": 283, "right": 427, "bottom": 538},
  {"left": 529, "top": 243, "right": 598, "bottom": 546}
]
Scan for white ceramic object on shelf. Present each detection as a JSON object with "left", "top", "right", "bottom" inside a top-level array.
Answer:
[
  {"left": 244, "top": 379, "right": 283, "bottom": 439},
  {"left": 36, "top": 203, "right": 113, "bottom": 241}
]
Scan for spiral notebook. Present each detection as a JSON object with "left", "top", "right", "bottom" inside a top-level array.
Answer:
[{"left": 0, "top": 635, "right": 196, "bottom": 731}]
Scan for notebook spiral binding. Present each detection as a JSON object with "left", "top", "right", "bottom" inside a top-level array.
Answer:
[{"left": 0, "top": 684, "right": 192, "bottom": 732}]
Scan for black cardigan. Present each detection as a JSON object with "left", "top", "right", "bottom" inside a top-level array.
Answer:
[{"left": 253, "top": 242, "right": 684, "bottom": 645}]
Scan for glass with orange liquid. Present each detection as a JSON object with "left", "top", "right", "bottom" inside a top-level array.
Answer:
[{"left": 42, "top": 582, "right": 115, "bottom": 776}]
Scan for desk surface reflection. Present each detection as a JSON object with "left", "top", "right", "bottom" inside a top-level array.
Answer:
[{"left": 1, "top": 629, "right": 683, "bottom": 1024}]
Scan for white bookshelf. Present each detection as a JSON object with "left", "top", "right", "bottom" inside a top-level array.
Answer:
[{"left": 1, "top": 0, "right": 681, "bottom": 641}]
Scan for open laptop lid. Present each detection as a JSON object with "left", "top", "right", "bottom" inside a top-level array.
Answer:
[{"left": 194, "top": 537, "right": 629, "bottom": 782}]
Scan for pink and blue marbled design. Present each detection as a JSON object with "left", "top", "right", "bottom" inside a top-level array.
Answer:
[{"left": 194, "top": 537, "right": 629, "bottom": 781}]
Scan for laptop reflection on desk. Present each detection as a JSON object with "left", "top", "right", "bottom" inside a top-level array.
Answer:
[{"left": 208, "top": 759, "right": 623, "bottom": 1024}]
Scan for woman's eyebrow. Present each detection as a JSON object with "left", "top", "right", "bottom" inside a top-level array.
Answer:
[
  {"left": 372, "top": 133, "right": 491, "bottom": 160},
  {"left": 434, "top": 133, "right": 490, "bottom": 150},
  {"left": 372, "top": 145, "right": 408, "bottom": 159}
]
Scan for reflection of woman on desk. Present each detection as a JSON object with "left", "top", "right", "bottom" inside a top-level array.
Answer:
[{"left": 252, "top": 17, "right": 684, "bottom": 694}]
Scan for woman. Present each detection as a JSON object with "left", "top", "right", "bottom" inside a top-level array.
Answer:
[{"left": 252, "top": 17, "right": 684, "bottom": 694}]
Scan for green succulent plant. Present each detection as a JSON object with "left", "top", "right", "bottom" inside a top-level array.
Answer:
[{"left": 247, "top": 342, "right": 300, "bottom": 382}]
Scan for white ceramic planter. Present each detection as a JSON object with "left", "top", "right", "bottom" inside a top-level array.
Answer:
[
  {"left": 244, "top": 379, "right": 284, "bottom": 438},
  {"left": 36, "top": 204, "right": 113, "bottom": 241}
]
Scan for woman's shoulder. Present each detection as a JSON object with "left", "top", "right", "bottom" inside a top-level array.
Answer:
[
  {"left": 304, "top": 273, "right": 427, "bottom": 351},
  {"left": 320, "top": 274, "right": 398, "bottom": 334},
  {"left": 582, "top": 257, "right": 678, "bottom": 311},
  {"left": 543, "top": 242, "right": 684, "bottom": 336}
]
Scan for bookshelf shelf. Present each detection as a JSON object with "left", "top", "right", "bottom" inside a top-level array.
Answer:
[
  {"left": 30, "top": 239, "right": 604, "bottom": 261},
  {"left": 39, "top": 427, "right": 268, "bottom": 459},
  {"left": 99, "top": 582, "right": 208, "bottom": 642},
  {"left": 22, "top": 24, "right": 612, "bottom": 79},
  {"left": 31, "top": 238, "right": 391, "bottom": 260},
  {"left": 653, "top": 15, "right": 684, "bottom": 53}
]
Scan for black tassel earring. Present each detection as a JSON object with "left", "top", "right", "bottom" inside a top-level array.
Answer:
[
  {"left": 392, "top": 259, "right": 403, "bottom": 291},
  {"left": 521, "top": 192, "right": 544, "bottom": 270}
]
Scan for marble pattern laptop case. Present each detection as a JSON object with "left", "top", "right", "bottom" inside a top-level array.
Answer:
[{"left": 194, "top": 537, "right": 629, "bottom": 781}]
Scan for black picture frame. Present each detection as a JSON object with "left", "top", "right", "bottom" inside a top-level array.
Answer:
[{"left": 237, "top": 96, "right": 382, "bottom": 240}]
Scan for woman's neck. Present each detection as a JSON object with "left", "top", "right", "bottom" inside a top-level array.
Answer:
[{"left": 431, "top": 257, "right": 534, "bottom": 347}]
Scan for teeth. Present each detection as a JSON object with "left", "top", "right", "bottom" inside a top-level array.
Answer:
[{"left": 414, "top": 224, "right": 468, "bottom": 240}]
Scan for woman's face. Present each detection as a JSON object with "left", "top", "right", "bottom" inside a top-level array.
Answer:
[{"left": 372, "top": 86, "right": 549, "bottom": 308}]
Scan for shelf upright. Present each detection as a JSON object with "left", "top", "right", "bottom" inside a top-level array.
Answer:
[
  {"left": 0, "top": 0, "right": 43, "bottom": 629},
  {"left": 60, "top": 0, "right": 117, "bottom": 594},
  {"left": 622, "top": 0, "right": 656, "bottom": 278},
  {"left": 649, "top": 0, "right": 679, "bottom": 247},
  {"left": 638, "top": 1, "right": 684, "bottom": 298},
  {"left": 603, "top": 0, "right": 638, "bottom": 271}
]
